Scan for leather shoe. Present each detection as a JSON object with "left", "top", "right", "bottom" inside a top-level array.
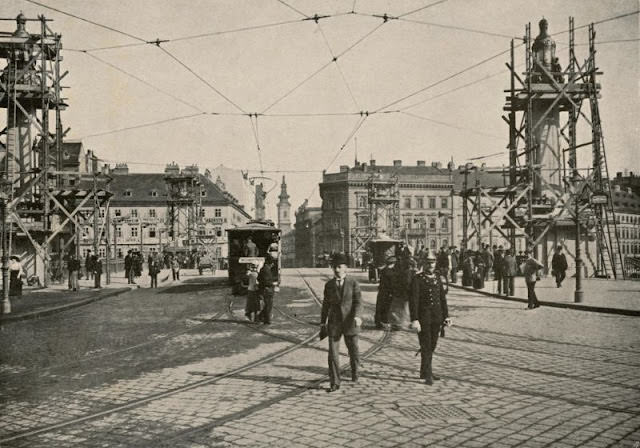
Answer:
[
  {"left": 328, "top": 384, "right": 340, "bottom": 392},
  {"left": 432, "top": 374, "right": 440, "bottom": 381},
  {"left": 424, "top": 378, "right": 433, "bottom": 386}
]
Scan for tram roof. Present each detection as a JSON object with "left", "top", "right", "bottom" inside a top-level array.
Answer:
[{"left": 227, "top": 221, "right": 281, "bottom": 233}]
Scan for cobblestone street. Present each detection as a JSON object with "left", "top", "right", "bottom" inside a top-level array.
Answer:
[{"left": 0, "top": 269, "right": 638, "bottom": 447}]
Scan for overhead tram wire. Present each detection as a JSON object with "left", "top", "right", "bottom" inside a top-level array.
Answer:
[
  {"left": 275, "top": 0, "right": 310, "bottom": 19},
  {"left": 260, "top": 20, "right": 386, "bottom": 114},
  {"left": 248, "top": 114, "right": 265, "bottom": 175},
  {"left": 400, "top": 111, "right": 504, "bottom": 140},
  {"left": 396, "top": 18, "right": 520, "bottom": 40},
  {"left": 23, "top": 0, "right": 147, "bottom": 43},
  {"left": 78, "top": 113, "right": 206, "bottom": 139},
  {"left": 396, "top": 0, "right": 449, "bottom": 19},
  {"left": 373, "top": 43, "right": 522, "bottom": 113},
  {"left": 82, "top": 52, "right": 204, "bottom": 113},
  {"left": 316, "top": 22, "right": 360, "bottom": 109},
  {"left": 157, "top": 46, "right": 247, "bottom": 115}
]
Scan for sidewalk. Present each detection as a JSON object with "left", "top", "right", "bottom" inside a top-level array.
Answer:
[
  {"left": 451, "top": 274, "right": 640, "bottom": 315},
  {"left": 0, "top": 270, "right": 143, "bottom": 323}
]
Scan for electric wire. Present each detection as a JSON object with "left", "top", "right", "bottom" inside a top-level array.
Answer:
[
  {"left": 248, "top": 114, "right": 265, "bottom": 175},
  {"left": 260, "top": 21, "right": 384, "bottom": 114},
  {"left": 78, "top": 113, "right": 206, "bottom": 139},
  {"left": 167, "top": 18, "right": 306, "bottom": 44},
  {"left": 374, "top": 44, "right": 522, "bottom": 113},
  {"left": 23, "top": 0, "right": 147, "bottom": 43},
  {"left": 401, "top": 111, "right": 504, "bottom": 140},
  {"left": 396, "top": 0, "right": 449, "bottom": 19},
  {"left": 317, "top": 22, "right": 360, "bottom": 109},
  {"left": 276, "top": 0, "right": 310, "bottom": 19},
  {"left": 82, "top": 52, "right": 204, "bottom": 113},
  {"left": 157, "top": 46, "right": 247, "bottom": 114},
  {"left": 397, "top": 17, "right": 520, "bottom": 39},
  {"left": 557, "top": 9, "right": 640, "bottom": 34}
]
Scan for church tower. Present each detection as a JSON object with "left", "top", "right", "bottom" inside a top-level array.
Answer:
[{"left": 277, "top": 176, "right": 291, "bottom": 231}]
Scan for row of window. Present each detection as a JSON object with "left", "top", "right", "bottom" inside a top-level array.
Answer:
[
  {"left": 616, "top": 214, "right": 640, "bottom": 224},
  {"left": 121, "top": 190, "right": 208, "bottom": 198},
  {"left": 84, "top": 226, "right": 224, "bottom": 239},
  {"left": 403, "top": 215, "right": 449, "bottom": 231},
  {"left": 325, "top": 194, "right": 450, "bottom": 210},
  {"left": 82, "top": 246, "right": 224, "bottom": 259},
  {"left": 616, "top": 227, "right": 640, "bottom": 239},
  {"left": 107, "top": 208, "right": 223, "bottom": 219}
]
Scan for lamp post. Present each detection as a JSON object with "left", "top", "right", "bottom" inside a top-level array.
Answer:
[{"left": 574, "top": 189, "right": 584, "bottom": 303}]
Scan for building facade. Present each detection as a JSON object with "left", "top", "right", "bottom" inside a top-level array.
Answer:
[
  {"left": 79, "top": 164, "right": 251, "bottom": 264},
  {"left": 294, "top": 200, "right": 322, "bottom": 267}
]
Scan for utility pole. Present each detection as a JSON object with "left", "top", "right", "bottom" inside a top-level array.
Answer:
[
  {"left": 1, "top": 193, "right": 10, "bottom": 314},
  {"left": 105, "top": 204, "right": 111, "bottom": 284}
]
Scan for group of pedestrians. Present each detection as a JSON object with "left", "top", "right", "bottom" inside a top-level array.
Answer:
[
  {"left": 244, "top": 256, "right": 276, "bottom": 325},
  {"left": 320, "top": 251, "right": 451, "bottom": 392},
  {"left": 66, "top": 250, "right": 103, "bottom": 290}
]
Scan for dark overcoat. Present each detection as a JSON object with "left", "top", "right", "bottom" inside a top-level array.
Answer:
[
  {"left": 321, "top": 276, "right": 362, "bottom": 337},
  {"left": 410, "top": 273, "right": 449, "bottom": 326}
]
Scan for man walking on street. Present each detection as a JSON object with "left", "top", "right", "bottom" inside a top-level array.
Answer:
[
  {"left": 320, "top": 253, "right": 362, "bottom": 392},
  {"left": 410, "top": 250, "right": 451, "bottom": 385},
  {"left": 494, "top": 246, "right": 505, "bottom": 294},
  {"left": 502, "top": 249, "right": 517, "bottom": 296},
  {"left": 125, "top": 250, "right": 135, "bottom": 284},
  {"left": 551, "top": 245, "right": 568, "bottom": 288},
  {"left": 68, "top": 253, "right": 80, "bottom": 291},
  {"left": 85, "top": 250, "right": 94, "bottom": 280},
  {"left": 258, "top": 256, "right": 276, "bottom": 325},
  {"left": 94, "top": 256, "right": 103, "bottom": 289},
  {"left": 375, "top": 256, "right": 397, "bottom": 329},
  {"left": 450, "top": 246, "right": 459, "bottom": 284},
  {"left": 523, "top": 250, "right": 544, "bottom": 309}
]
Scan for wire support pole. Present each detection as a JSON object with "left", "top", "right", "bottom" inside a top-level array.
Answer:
[{"left": 40, "top": 15, "right": 50, "bottom": 287}]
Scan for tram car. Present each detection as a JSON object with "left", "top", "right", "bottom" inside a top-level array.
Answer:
[
  {"left": 366, "top": 235, "right": 402, "bottom": 283},
  {"left": 226, "top": 220, "right": 281, "bottom": 294}
]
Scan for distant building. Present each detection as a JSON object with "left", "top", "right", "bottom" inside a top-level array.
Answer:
[
  {"left": 613, "top": 171, "right": 640, "bottom": 196},
  {"left": 294, "top": 200, "right": 322, "bottom": 267},
  {"left": 79, "top": 163, "right": 251, "bottom": 265},
  {"left": 612, "top": 185, "right": 640, "bottom": 259}
]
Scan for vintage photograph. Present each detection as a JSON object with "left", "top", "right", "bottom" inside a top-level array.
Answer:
[{"left": 0, "top": 0, "right": 638, "bottom": 446}]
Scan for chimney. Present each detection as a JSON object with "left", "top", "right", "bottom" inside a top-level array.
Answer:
[
  {"left": 616, "top": 172, "right": 622, "bottom": 178},
  {"left": 393, "top": 160, "right": 402, "bottom": 167},
  {"left": 362, "top": 162, "right": 367, "bottom": 172},
  {"left": 182, "top": 164, "right": 199, "bottom": 175},
  {"left": 417, "top": 160, "right": 425, "bottom": 166},
  {"left": 112, "top": 163, "right": 129, "bottom": 175},
  {"left": 370, "top": 159, "right": 376, "bottom": 167},
  {"left": 339, "top": 165, "right": 349, "bottom": 172},
  {"left": 165, "top": 162, "right": 180, "bottom": 175},
  {"left": 613, "top": 184, "right": 621, "bottom": 192},
  {"left": 431, "top": 161, "right": 442, "bottom": 169}
]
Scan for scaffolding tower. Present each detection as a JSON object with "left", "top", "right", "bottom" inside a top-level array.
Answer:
[
  {"left": 165, "top": 164, "right": 202, "bottom": 254},
  {"left": 352, "top": 172, "right": 400, "bottom": 254},
  {"left": 462, "top": 17, "right": 624, "bottom": 278},
  {"left": 0, "top": 14, "right": 111, "bottom": 313}
]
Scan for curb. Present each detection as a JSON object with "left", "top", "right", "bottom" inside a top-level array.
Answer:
[
  {"left": 449, "top": 284, "right": 640, "bottom": 317},
  {"left": 0, "top": 287, "right": 134, "bottom": 324}
]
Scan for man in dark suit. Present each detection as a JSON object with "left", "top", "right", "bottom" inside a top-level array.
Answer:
[
  {"left": 410, "top": 250, "right": 451, "bottom": 385},
  {"left": 320, "top": 253, "right": 362, "bottom": 392}
]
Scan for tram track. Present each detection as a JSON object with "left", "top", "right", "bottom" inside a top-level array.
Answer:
[{"left": 1, "top": 270, "right": 391, "bottom": 446}]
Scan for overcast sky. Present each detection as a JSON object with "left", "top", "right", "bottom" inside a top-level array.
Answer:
[{"left": 2, "top": 0, "right": 639, "bottom": 212}]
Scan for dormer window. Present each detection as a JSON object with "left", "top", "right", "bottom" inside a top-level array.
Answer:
[
  {"left": 150, "top": 190, "right": 158, "bottom": 197},
  {"left": 124, "top": 190, "right": 132, "bottom": 197},
  {"left": 201, "top": 190, "right": 206, "bottom": 197}
]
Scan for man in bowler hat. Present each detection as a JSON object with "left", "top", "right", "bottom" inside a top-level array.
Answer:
[{"left": 320, "top": 253, "right": 362, "bottom": 392}]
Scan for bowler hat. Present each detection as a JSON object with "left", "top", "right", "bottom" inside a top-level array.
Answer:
[{"left": 331, "top": 253, "right": 348, "bottom": 267}]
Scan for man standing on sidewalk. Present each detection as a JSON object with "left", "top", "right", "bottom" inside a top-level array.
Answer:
[
  {"left": 85, "top": 250, "right": 94, "bottom": 281},
  {"left": 68, "top": 254, "right": 80, "bottom": 291},
  {"left": 94, "top": 256, "right": 103, "bottom": 289},
  {"left": 450, "top": 246, "right": 459, "bottom": 284},
  {"left": 410, "top": 250, "right": 451, "bottom": 385},
  {"left": 502, "top": 249, "right": 517, "bottom": 296},
  {"left": 551, "top": 245, "right": 568, "bottom": 288},
  {"left": 494, "top": 246, "right": 505, "bottom": 295},
  {"left": 320, "top": 253, "right": 362, "bottom": 392},
  {"left": 522, "top": 251, "right": 544, "bottom": 309}
]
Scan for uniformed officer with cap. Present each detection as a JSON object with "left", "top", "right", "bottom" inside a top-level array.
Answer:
[{"left": 410, "top": 249, "right": 452, "bottom": 385}]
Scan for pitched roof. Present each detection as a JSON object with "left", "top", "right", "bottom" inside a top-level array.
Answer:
[{"left": 108, "top": 172, "right": 250, "bottom": 217}]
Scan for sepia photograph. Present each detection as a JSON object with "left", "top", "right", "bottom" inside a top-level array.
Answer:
[{"left": 0, "top": 0, "right": 638, "bottom": 446}]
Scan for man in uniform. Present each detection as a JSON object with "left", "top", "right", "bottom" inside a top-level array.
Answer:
[
  {"left": 320, "top": 253, "right": 362, "bottom": 392},
  {"left": 375, "top": 256, "right": 397, "bottom": 329},
  {"left": 257, "top": 256, "right": 276, "bottom": 324},
  {"left": 410, "top": 250, "right": 451, "bottom": 385}
]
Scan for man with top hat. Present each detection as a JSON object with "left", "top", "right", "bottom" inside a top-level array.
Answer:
[
  {"left": 320, "top": 253, "right": 362, "bottom": 392},
  {"left": 410, "top": 249, "right": 451, "bottom": 385}
]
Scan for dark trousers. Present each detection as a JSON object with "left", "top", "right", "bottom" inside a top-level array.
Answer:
[
  {"left": 417, "top": 323, "right": 441, "bottom": 380},
  {"left": 328, "top": 333, "right": 359, "bottom": 386},
  {"left": 526, "top": 280, "right": 539, "bottom": 308},
  {"left": 172, "top": 269, "right": 180, "bottom": 281},
  {"left": 554, "top": 270, "right": 566, "bottom": 286},
  {"left": 150, "top": 274, "right": 158, "bottom": 288},
  {"left": 94, "top": 273, "right": 101, "bottom": 288},
  {"left": 503, "top": 276, "right": 514, "bottom": 296},
  {"left": 127, "top": 268, "right": 135, "bottom": 284},
  {"left": 495, "top": 273, "right": 503, "bottom": 294},
  {"left": 375, "top": 294, "right": 392, "bottom": 325},
  {"left": 260, "top": 287, "right": 274, "bottom": 324},
  {"left": 450, "top": 269, "right": 457, "bottom": 283}
]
